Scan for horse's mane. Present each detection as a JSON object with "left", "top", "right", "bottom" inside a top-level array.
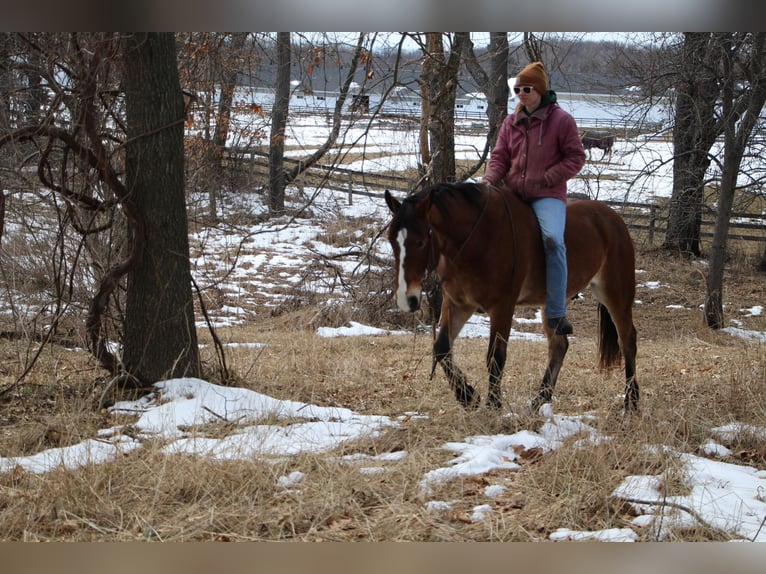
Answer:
[{"left": 427, "top": 182, "right": 485, "bottom": 217}]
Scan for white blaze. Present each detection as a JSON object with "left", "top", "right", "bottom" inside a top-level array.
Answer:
[{"left": 396, "top": 228, "right": 409, "bottom": 311}]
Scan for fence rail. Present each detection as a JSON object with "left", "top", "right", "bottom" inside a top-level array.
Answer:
[
  {"left": 224, "top": 148, "right": 765, "bottom": 244},
  {"left": 598, "top": 200, "right": 764, "bottom": 244}
]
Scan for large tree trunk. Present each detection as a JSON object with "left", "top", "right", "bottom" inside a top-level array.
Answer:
[
  {"left": 421, "top": 33, "right": 467, "bottom": 186},
  {"left": 664, "top": 33, "right": 721, "bottom": 256},
  {"left": 269, "top": 32, "right": 291, "bottom": 215},
  {"left": 122, "top": 32, "right": 200, "bottom": 384}
]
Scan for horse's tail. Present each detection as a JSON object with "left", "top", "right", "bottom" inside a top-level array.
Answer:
[{"left": 597, "top": 302, "right": 622, "bottom": 369}]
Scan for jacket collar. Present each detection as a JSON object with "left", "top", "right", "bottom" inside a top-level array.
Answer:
[
  {"left": 514, "top": 89, "right": 558, "bottom": 123},
  {"left": 513, "top": 100, "right": 557, "bottom": 125}
]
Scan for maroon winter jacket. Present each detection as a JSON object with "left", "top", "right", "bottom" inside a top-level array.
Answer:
[{"left": 482, "top": 101, "right": 585, "bottom": 203}]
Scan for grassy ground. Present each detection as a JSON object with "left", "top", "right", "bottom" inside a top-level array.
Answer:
[{"left": 0, "top": 235, "right": 764, "bottom": 541}]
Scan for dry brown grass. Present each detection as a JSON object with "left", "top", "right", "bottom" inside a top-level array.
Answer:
[{"left": 0, "top": 237, "right": 764, "bottom": 541}]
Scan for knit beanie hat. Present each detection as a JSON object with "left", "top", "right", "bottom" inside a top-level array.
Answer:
[{"left": 515, "top": 61, "right": 548, "bottom": 96}]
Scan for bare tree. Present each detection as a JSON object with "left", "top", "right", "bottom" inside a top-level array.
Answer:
[
  {"left": 176, "top": 32, "right": 269, "bottom": 219},
  {"left": 121, "top": 32, "right": 200, "bottom": 384},
  {"left": 268, "top": 32, "right": 291, "bottom": 215},
  {"left": 417, "top": 32, "right": 467, "bottom": 186},
  {"left": 522, "top": 32, "right": 544, "bottom": 63},
  {"left": 704, "top": 33, "right": 766, "bottom": 328},
  {"left": 461, "top": 32, "right": 509, "bottom": 178},
  {"left": 614, "top": 33, "right": 766, "bottom": 322},
  {"left": 208, "top": 32, "right": 249, "bottom": 219},
  {"left": 663, "top": 33, "right": 724, "bottom": 256},
  {"left": 282, "top": 33, "right": 368, "bottom": 188},
  {"left": 0, "top": 34, "right": 13, "bottom": 130},
  {"left": 0, "top": 33, "right": 199, "bottom": 391}
]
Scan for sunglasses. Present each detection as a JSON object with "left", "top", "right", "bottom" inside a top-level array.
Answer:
[{"left": 513, "top": 86, "right": 534, "bottom": 94}]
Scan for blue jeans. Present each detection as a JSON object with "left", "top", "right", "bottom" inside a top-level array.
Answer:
[{"left": 530, "top": 197, "right": 568, "bottom": 319}]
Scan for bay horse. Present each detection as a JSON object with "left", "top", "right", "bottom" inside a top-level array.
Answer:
[{"left": 384, "top": 182, "right": 638, "bottom": 412}]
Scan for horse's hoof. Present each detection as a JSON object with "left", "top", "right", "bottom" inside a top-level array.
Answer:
[
  {"left": 537, "top": 402, "right": 554, "bottom": 419},
  {"left": 622, "top": 399, "right": 640, "bottom": 418},
  {"left": 529, "top": 397, "right": 550, "bottom": 416},
  {"left": 458, "top": 386, "right": 480, "bottom": 409}
]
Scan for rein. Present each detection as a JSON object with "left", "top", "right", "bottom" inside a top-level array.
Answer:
[
  {"left": 496, "top": 185, "right": 519, "bottom": 297},
  {"left": 489, "top": 183, "right": 519, "bottom": 250}
]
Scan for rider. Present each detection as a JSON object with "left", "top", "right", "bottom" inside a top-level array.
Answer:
[{"left": 481, "top": 61, "right": 586, "bottom": 335}]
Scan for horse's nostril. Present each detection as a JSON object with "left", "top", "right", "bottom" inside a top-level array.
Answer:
[{"left": 407, "top": 295, "right": 420, "bottom": 312}]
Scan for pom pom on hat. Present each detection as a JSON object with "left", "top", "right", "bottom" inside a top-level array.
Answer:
[{"left": 515, "top": 61, "right": 548, "bottom": 95}]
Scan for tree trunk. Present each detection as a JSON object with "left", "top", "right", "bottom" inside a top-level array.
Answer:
[
  {"left": 522, "top": 33, "right": 543, "bottom": 63},
  {"left": 704, "top": 38, "right": 736, "bottom": 329},
  {"left": 418, "top": 41, "right": 431, "bottom": 179},
  {"left": 418, "top": 33, "right": 467, "bottom": 322},
  {"left": 664, "top": 33, "right": 721, "bottom": 256},
  {"left": 486, "top": 33, "right": 510, "bottom": 147},
  {"left": 704, "top": 33, "right": 766, "bottom": 328},
  {"left": 269, "top": 32, "right": 291, "bottom": 215},
  {"left": 208, "top": 32, "right": 248, "bottom": 219},
  {"left": 122, "top": 32, "right": 200, "bottom": 384},
  {"left": 0, "top": 34, "right": 12, "bottom": 130},
  {"left": 461, "top": 32, "right": 509, "bottom": 179},
  {"left": 421, "top": 33, "right": 466, "bottom": 186},
  {"left": 704, "top": 153, "right": 736, "bottom": 329}
]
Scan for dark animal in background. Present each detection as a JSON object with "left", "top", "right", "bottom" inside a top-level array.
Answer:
[
  {"left": 384, "top": 182, "right": 639, "bottom": 413},
  {"left": 581, "top": 131, "right": 615, "bottom": 160}
]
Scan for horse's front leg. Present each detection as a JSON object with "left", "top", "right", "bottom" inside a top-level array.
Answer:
[
  {"left": 531, "top": 325, "right": 570, "bottom": 412},
  {"left": 432, "top": 302, "right": 477, "bottom": 408}
]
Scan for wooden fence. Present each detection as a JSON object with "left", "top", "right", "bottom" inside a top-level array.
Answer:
[
  {"left": 224, "top": 148, "right": 765, "bottom": 244},
  {"left": 597, "top": 200, "right": 764, "bottom": 244}
]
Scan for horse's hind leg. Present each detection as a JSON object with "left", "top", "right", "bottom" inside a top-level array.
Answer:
[
  {"left": 620, "top": 319, "right": 639, "bottom": 411},
  {"left": 531, "top": 328, "right": 569, "bottom": 412},
  {"left": 596, "top": 293, "right": 639, "bottom": 412},
  {"left": 433, "top": 303, "right": 478, "bottom": 408}
]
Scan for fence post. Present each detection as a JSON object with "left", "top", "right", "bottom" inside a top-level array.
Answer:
[
  {"left": 648, "top": 204, "right": 656, "bottom": 244},
  {"left": 347, "top": 174, "right": 353, "bottom": 206}
]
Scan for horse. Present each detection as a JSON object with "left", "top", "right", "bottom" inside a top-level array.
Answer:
[
  {"left": 581, "top": 131, "right": 615, "bottom": 160},
  {"left": 384, "top": 182, "right": 638, "bottom": 413}
]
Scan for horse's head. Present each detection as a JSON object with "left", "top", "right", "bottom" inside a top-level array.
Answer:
[{"left": 384, "top": 189, "right": 433, "bottom": 312}]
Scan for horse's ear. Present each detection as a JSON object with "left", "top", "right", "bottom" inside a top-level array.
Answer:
[{"left": 384, "top": 189, "right": 400, "bottom": 214}]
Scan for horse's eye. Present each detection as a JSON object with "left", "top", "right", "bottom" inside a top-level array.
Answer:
[{"left": 417, "top": 239, "right": 427, "bottom": 250}]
